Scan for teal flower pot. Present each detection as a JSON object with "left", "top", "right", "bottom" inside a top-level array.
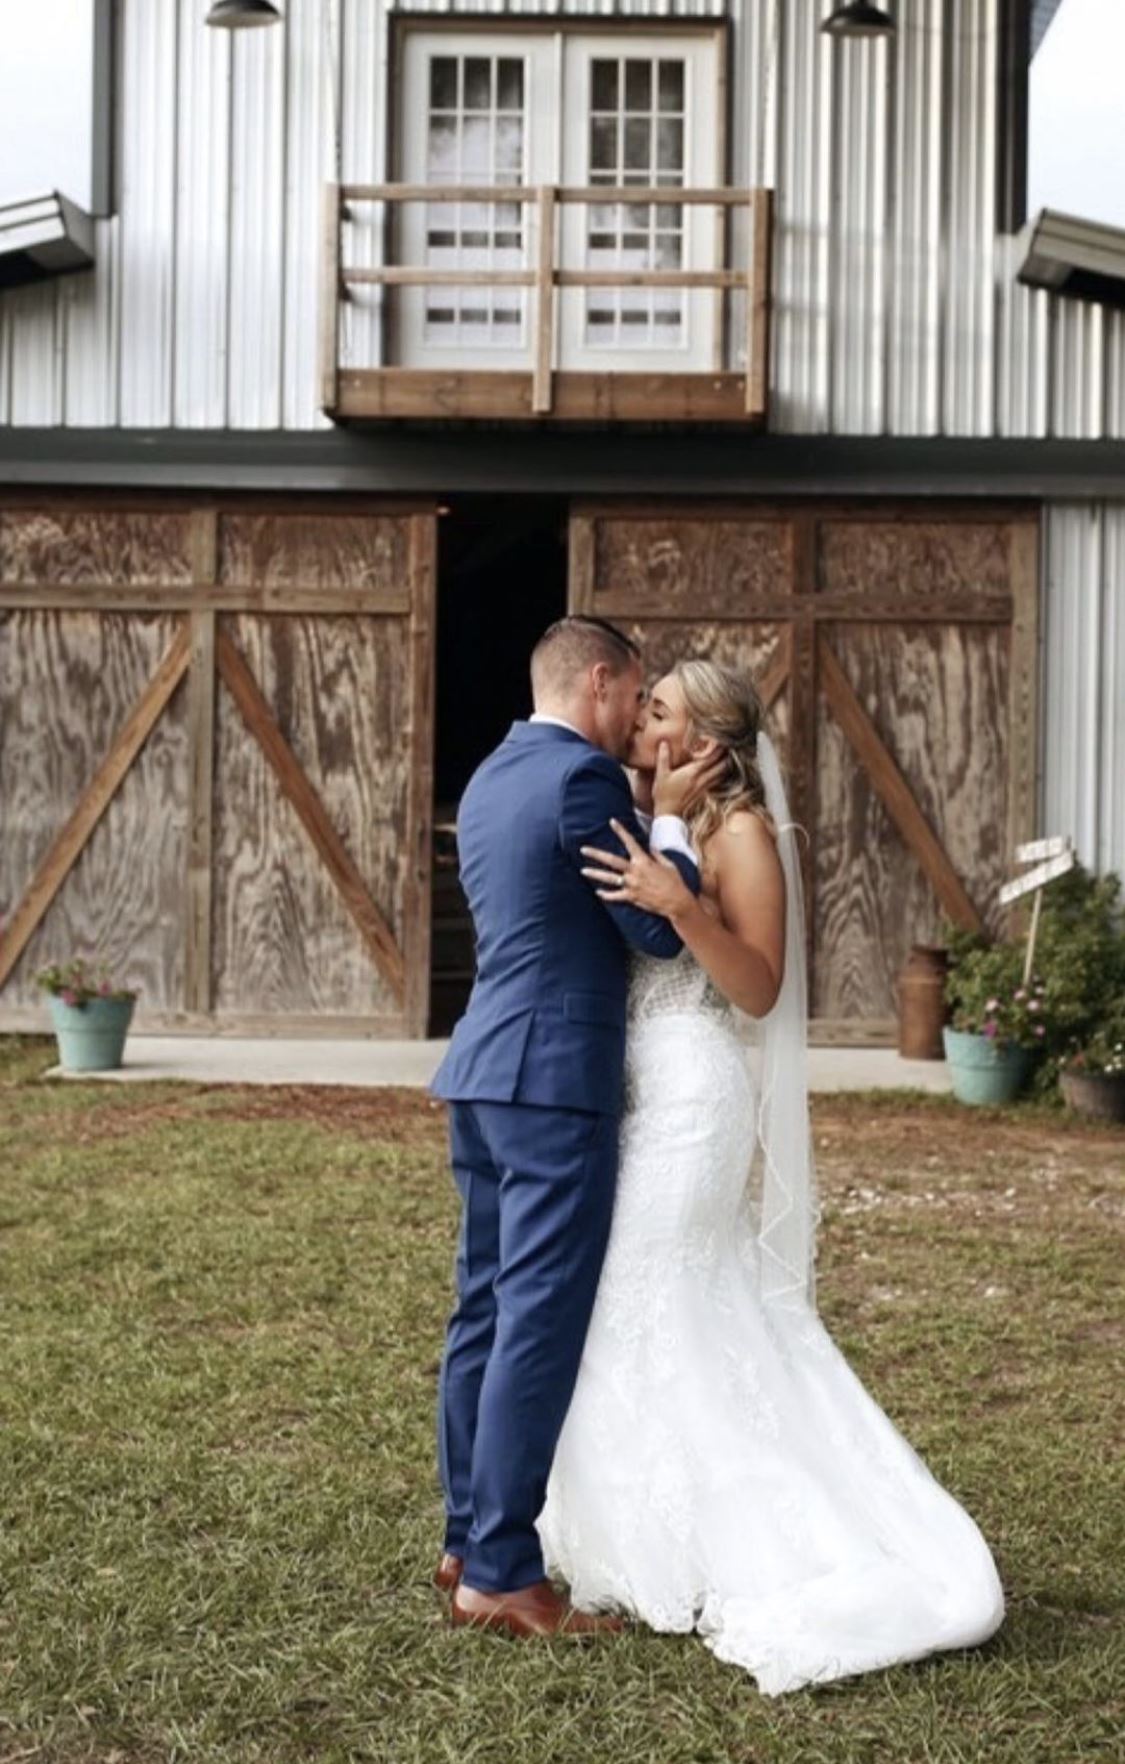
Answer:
[
  {"left": 942, "top": 1025, "right": 1032, "bottom": 1106},
  {"left": 47, "top": 994, "right": 136, "bottom": 1072}
]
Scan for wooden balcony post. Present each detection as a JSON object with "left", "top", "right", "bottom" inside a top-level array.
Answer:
[
  {"left": 319, "top": 182, "right": 342, "bottom": 416},
  {"left": 533, "top": 186, "right": 557, "bottom": 415},
  {"left": 745, "top": 187, "right": 772, "bottom": 420}
]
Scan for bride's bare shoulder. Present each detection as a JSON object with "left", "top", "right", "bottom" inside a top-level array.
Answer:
[
  {"left": 705, "top": 808, "right": 779, "bottom": 862},
  {"left": 701, "top": 811, "right": 784, "bottom": 909}
]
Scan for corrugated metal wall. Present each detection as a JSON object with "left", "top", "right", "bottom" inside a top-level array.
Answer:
[
  {"left": 1, "top": 0, "right": 1123, "bottom": 437},
  {"left": 1040, "top": 504, "right": 1125, "bottom": 881}
]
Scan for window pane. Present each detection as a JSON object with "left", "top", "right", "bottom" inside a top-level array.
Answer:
[
  {"left": 463, "top": 58, "right": 491, "bottom": 111},
  {"left": 427, "top": 116, "right": 457, "bottom": 180},
  {"left": 590, "top": 117, "right": 617, "bottom": 172},
  {"left": 497, "top": 57, "right": 523, "bottom": 111},
  {"left": 654, "top": 231, "right": 682, "bottom": 269},
  {"left": 429, "top": 56, "right": 457, "bottom": 111},
  {"left": 591, "top": 59, "right": 618, "bottom": 113},
  {"left": 624, "top": 61, "right": 652, "bottom": 113},
  {"left": 657, "top": 61, "right": 684, "bottom": 114},
  {"left": 624, "top": 118, "right": 652, "bottom": 172},
  {"left": 496, "top": 116, "right": 523, "bottom": 174},
  {"left": 461, "top": 117, "right": 490, "bottom": 176},
  {"left": 657, "top": 118, "right": 683, "bottom": 175}
]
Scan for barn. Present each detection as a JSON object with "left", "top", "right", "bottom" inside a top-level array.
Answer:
[{"left": 1, "top": 1, "right": 1122, "bottom": 1044}]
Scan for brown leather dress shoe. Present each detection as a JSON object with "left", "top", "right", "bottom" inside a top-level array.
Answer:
[
  {"left": 434, "top": 1552, "right": 463, "bottom": 1593},
  {"left": 451, "top": 1577, "right": 625, "bottom": 1638}
]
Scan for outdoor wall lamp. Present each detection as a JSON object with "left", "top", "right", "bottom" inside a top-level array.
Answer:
[
  {"left": 206, "top": 1, "right": 282, "bottom": 27},
  {"left": 821, "top": 2, "right": 896, "bottom": 36}
]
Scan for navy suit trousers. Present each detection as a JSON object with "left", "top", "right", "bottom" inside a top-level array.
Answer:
[{"left": 437, "top": 1098, "right": 619, "bottom": 1593}]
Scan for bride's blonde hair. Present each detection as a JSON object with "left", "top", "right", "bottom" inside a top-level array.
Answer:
[{"left": 672, "top": 658, "right": 778, "bottom": 849}]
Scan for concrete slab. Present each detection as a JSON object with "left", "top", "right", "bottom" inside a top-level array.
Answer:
[{"left": 44, "top": 1035, "right": 953, "bottom": 1094}]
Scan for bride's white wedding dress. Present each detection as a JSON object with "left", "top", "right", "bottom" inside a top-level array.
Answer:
[{"left": 537, "top": 942, "right": 1005, "bottom": 1696}]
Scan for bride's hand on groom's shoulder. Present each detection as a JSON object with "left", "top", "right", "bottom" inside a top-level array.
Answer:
[
  {"left": 652, "top": 741, "right": 726, "bottom": 820},
  {"left": 580, "top": 819, "right": 695, "bottom": 920}
]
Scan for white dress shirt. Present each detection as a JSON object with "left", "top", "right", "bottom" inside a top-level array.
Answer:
[{"left": 528, "top": 712, "right": 696, "bottom": 869}]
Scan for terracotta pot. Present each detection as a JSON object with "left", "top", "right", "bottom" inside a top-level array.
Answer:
[
  {"left": 896, "top": 944, "right": 950, "bottom": 1060},
  {"left": 1059, "top": 1068, "right": 1125, "bottom": 1123}
]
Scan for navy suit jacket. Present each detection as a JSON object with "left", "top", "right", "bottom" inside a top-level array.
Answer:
[{"left": 430, "top": 719, "right": 701, "bottom": 1116}]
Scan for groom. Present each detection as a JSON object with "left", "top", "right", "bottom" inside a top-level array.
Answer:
[{"left": 430, "top": 615, "right": 711, "bottom": 1637}]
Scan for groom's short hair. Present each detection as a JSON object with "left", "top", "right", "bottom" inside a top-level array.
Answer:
[{"left": 531, "top": 616, "right": 641, "bottom": 700}]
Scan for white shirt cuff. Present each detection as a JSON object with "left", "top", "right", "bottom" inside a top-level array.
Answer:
[{"left": 643, "top": 812, "right": 696, "bottom": 869}]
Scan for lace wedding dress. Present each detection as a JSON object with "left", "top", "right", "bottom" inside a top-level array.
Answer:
[{"left": 536, "top": 942, "right": 1006, "bottom": 1696}]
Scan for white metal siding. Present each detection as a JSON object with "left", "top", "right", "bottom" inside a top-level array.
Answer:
[
  {"left": 1041, "top": 504, "right": 1125, "bottom": 881},
  {"left": 1, "top": 0, "right": 1124, "bottom": 437}
]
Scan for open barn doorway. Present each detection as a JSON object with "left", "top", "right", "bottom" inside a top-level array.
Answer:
[{"left": 430, "top": 495, "right": 568, "bottom": 1035}]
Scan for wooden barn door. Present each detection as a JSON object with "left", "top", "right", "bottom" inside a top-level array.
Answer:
[
  {"left": 0, "top": 496, "right": 436, "bottom": 1037},
  {"left": 569, "top": 502, "right": 1039, "bottom": 1042}
]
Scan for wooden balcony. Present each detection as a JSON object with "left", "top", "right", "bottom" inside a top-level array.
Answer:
[{"left": 320, "top": 182, "right": 772, "bottom": 425}]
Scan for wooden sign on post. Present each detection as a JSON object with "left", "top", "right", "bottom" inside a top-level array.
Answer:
[{"left": 999, "top": 836, "right": 1076, "bottom": 984}]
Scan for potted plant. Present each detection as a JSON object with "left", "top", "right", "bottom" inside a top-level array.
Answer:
[
  {"left": 940, "top": 859, "right": 1125, "bottom": 1107},
  {"left": 1059, "top": 1012, "right": 1125, "bottom": 1122},
  {"left": 34, "top": 956, "right": 139, "bottom": 1073},
  {"left": 941, "top": 938, "right": 1047, "bottom": 1105}
]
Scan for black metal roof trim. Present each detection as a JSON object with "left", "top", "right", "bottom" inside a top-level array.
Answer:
[{"left": 0, "top": 429, "right": 1123, "bottom": 499}]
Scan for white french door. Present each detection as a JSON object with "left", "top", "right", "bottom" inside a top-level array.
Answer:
[
  {"left": 396, "top": 32, "right": 557, "bottom": 369},
  {"left": 559, "top": 33, "right": 721, "bottom": 373},
  {"left": 395, "top": 27, "right": 721, "bottom": 374}
]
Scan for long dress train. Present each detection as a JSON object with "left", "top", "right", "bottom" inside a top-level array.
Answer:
[{"left": 536, "top": 945, "right": 1005, "bottom": 1696}]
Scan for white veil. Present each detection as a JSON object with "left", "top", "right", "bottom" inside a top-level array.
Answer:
[{"left": 746, "top": 729, "right": 821, "bottom": 1315}]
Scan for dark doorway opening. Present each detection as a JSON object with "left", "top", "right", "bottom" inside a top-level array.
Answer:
[{"left": 430, "top": 495, "right": 569, "bottom": 1035}]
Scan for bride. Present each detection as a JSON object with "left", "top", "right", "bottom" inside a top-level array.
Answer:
[{"left": 535, "top": 658, "right": 1006, "bottom": 1696}]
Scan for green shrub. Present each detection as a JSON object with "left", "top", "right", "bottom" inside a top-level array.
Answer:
[{"left": 942, "top": 859, "right": 1125, "bottom": 1098}]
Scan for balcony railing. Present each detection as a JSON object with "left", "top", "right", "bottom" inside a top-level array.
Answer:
[{"left": 320, "top": 182, "right": 772, "bottom": 424}]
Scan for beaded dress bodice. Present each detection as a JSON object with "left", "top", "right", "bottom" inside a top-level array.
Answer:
[{"left": 625, "top": 942, "right": 756, "bottom": 1043}]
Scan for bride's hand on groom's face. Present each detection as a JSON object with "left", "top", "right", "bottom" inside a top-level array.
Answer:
[
  {"left": 651, "top": 741, "right": 726, "bottom": 819},
  {"left": 580, "top": 819, "right": 694, "bottom": 919}
]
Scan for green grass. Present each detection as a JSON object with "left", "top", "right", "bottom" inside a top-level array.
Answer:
[{"left": 1, "top": 1033, "right": 1122, "bottom": 1764}]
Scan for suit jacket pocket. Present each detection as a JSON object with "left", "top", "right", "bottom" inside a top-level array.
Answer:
[{"left": 563, "top": 990, "right": 626, "bottom": 1029}]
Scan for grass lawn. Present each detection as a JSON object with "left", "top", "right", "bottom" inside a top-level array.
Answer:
[{"left": 0, "top": 1033, "right": 1122, "bottom": 1764}]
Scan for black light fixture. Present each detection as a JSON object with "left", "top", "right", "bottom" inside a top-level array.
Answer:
[
  {"left": 821, "top": 2, "right": 895, "bottom": 37},
  {"left": 206, "top": 0, "right": 282, "bottom": 27}
]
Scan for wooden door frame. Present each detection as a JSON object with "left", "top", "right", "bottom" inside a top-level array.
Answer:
[
  {"left": 0, "top": 494, "right": 437, "bottom": 1038},
  {"left": 569, "top": 497, "right": 1041, "bottom": 1044}
]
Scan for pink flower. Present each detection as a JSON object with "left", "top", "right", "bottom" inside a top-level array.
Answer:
[
  {"left": 1014, "top": 987, "right": 1027, "bottom": 1001},
  {"left": 982, "top": 1020, "right": 998, "bottom": 1038},
  {"left": 1034, "top": 1024, "right": 1046, "bottom": 1037},
  {"left": 985, "top": 997, "right": 1000, "bottom": 1012},
  {"left": 98, "top": 979, "right": 111, "bottom": 996},
  {"left": 1028, "top": 999, "right": 1040, "bottom": 1012},
  {"left": 60, "top": 988, "right": 78, "bottom": 1007}
]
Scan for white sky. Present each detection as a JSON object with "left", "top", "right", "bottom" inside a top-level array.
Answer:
[
  {"left": 0, "top": 0, "right": 97, "bottom": 209},
  {"left": 1027, "top": 0, "right": 1125, "bottom": 229}
]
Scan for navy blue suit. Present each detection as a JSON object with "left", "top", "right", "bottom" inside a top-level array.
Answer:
[{"left": 430, "top": 719, "right": 701, "bottom": 1592}]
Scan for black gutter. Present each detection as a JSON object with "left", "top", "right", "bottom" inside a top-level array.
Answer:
[{"left": 1, "top": 428, "right": 1124, "bottom": 499}]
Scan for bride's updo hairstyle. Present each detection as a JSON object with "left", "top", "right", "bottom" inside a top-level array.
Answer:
[{"left": 672, "top": 658, "right": 778, "bottom": 848}]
